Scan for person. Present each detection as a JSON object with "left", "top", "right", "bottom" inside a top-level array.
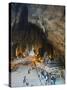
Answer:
[
  {"left": 28, "top": 69, "right": 31, "bottom": 74},
  {"left": 38, "top": 74, "right": 40, "bottom": 77},
  {"left": 45, "top": 72, "right": 49, "bottom": 85},
  {"left": 26, "top": 82, "right": 29, "bottom": 86},
  {"left": 23, "top": 76, "right": 26, "bottom": 84},
  {"left": 53, "top": 76, "right": 56, "bottom": 84},
  {"left": 51, "top": 75, "right": 56, "bottom": 85},
  {"left": 41, "top": 70, "right": 45, "bottom": 78}
]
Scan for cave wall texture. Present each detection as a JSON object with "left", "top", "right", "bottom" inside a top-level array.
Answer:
[
  {"left": 10, "top": 3, "right": 65, "bottom": 59},
  {"left": 28, "top": 4, "right": 65, "bottom": 56}
]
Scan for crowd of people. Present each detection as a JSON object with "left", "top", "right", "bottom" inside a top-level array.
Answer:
[
  {"left": 22, "top": 67, "right": 56, "bottom": 86},
  {"left": 40, "top": 70, "right": 56, "bottom": 85}
]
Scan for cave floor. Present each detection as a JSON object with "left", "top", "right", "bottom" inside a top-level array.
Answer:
[{"left": 11, "top": 62, "right": 65, "bottom": 87}]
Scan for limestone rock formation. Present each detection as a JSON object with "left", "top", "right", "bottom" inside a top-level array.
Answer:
[
  {"left": 28, "top": 5, "right": 65, "bottom": 56},
  {"left": 10, "top": 3, "right": 65, "bottom": 60}
]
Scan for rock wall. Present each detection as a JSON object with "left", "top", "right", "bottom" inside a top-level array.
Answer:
[
  {"left": 28, "top": 4, "right": 65, "bottom": 56},
  {"left": 10, "top": 3, "right": 65, "bottom": 57}
]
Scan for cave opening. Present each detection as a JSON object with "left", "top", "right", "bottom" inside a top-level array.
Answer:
[
  {"left": 11, "top": 21, "right": 55, "bottom": 63},
  {"left": 10, "top": 4, "right": 65, "bottom": 68}
]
